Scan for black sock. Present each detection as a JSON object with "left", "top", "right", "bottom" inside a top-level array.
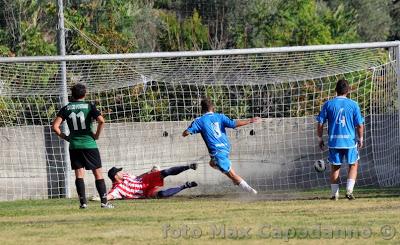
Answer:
[
  {"left": 160, "top": 166, "right": 189, "bottom": 178},
  {"left": 75, "top": 178, "right": 86, "bottom": 205},
  {"left": 156, "top": 185, "right": 186, "bottom": 198},
  {"left": 95, "top": 179, "right": 107, "bottom": 204}
]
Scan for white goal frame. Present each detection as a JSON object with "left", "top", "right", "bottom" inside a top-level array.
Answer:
[{"left": 0, "top": 41, "right": 399, "bottom": 200}]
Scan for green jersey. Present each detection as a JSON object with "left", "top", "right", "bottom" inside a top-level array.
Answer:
[{"left": 57, "top": 101, "right": 101, "bottom": 149}]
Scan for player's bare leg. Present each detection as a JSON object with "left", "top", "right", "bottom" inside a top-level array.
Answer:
[
  {"left": 225, "top": 168, "right": 257, "bottom": 194},
  {"left": 330, "top": 165, "right": 341, "bottom": 200},
  {"left": 74, "top": 168, "right": 87, "bottom": 208},
  {"left": 75, "top": 168, "right": 85, "bottom": 178},
  {"left": 92, "top": 167, "right": 103, "bottom": 180},
  {"left": 346, "top": 162, "right": 358, "bottom": 200},
  {"left": 92, "top": 168, "right": 113, "bottom": 208}
]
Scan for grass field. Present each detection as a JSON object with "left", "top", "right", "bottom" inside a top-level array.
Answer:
[{"left": 0, "top": 188, "right": 399, "bottom": 245}]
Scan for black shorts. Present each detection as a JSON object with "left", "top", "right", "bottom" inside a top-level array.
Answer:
[{"left": 69, "top": 148, "right": 102, "bottom": 170}]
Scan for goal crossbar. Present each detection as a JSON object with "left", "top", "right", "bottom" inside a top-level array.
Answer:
[{"left": 0, "top": 41, "right": 399, "bottom": 63}]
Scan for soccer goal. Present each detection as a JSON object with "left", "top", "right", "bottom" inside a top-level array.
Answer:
[{"left": 0, "top": 42, "right": 399, "bottom": 200}]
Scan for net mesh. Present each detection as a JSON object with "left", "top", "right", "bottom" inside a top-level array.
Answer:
[{"left": 0, "top": 47, "right": 399, "bottom": 200}]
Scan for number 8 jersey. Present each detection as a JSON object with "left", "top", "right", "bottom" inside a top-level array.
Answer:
[
  {"left": 57, "top": 101, "right": 101, "bottom": 149},
  {"left": 186, "top": 112, "right": 237, "bottom": 156}
]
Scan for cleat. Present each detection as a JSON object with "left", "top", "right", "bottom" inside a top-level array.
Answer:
[
  {"left": 79, "top": 203, "right": 88, "bottom": 209},
  {"left": 189, "top": 163, "right": 198, "bottom": 170},
  {"left": 345, "top": 193, "right": 355, "bottom": 200},
  {"left": 101, "top": 202, "right": 115, "bottom": 209},
  {"left": 185, "top": 181, "right": 198, "bottom": 188},
  {"left": 330, "top": 196, "right": 339, "bottom": 201},
  {"left": 251, "top": 188, "right": 258, "bottom": 195}
]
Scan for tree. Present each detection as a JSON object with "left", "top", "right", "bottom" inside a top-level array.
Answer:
[
  {"left": 350, "top": 0, "right": 391, "bottom": 42},
  {"left": 233, "top": 0, "right": 334, "bottom": 48},
  {"left": 0, "top": 0, "right": 57, "bottom": 56},
  {"left": 389, "top": 0, "right": 400, "bottom": 40},
  {"left": 322, "top": 0, "right": 392, "bottom": 42},
  {"left": 158, "top": 9, "right": 210, "bottom": 51}
]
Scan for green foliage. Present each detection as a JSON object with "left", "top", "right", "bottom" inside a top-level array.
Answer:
[
  {"left": 389, "top": 0, "right": 400, "bottom": 40},
  {"left": 204, "top": 84, "right": 252, "bottom": 119},
  {"left": 350, "top": 0, "right": 392, "bottom": 42},
  {"left": 0, "top": 95, "right": 59, "bottom": 127},
  {"left": 0, "top": 97, "right": 21, "bottom": 127},
  {"left": 16, "top": 21, "right": 57, "bottom": 56},
  {"left": 0, "top": 0, "right": 396, "bottom": 127},
  {"left": 158, "top": 10, "right": 210, "bottom": 51},
  {"left": 64, "top": 1, "right": 141, "bottom": 54},
  {"left": 318, "top": 3, "right": 359, "bottom": 43},
  {"left": 233, "top": 0, "right": 362, "bottom": 48},
  {"left": 0, "top": 0, "right": 57, "bottom": 56},
  {"left": 0, "top": 45, "right": 10, "bottom": 56},
  {"left": 0, "top": 0, "right": 397, "bottom": 54}
]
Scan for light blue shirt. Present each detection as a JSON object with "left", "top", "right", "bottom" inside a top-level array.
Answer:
[
  {"left": 316, "top": 96, "right": 364, "bottom": 148},
  {"left": 187, "top": 112, "right": 237, "bottom": 155}
]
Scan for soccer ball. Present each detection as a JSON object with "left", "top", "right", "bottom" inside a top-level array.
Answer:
[{"left": 314, "top": 159, "right": 326, "bottom": 172}]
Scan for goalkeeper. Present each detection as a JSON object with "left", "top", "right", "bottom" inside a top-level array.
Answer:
[
  {"left": 182, "top": 97, "right": 260, "bottom": 194},
  {"left": 107, "top": 163, "right": 198, "bottom": 200}
]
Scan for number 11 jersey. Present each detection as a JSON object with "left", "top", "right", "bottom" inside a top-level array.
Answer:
[{"left": 57, "top": 101, "right": 101, "bottom": 149}]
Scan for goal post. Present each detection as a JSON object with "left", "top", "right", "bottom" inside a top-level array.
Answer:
[{"left": 0, "top": 41, "right": 399, "bottom": 200}]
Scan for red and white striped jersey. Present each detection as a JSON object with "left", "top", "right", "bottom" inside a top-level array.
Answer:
[
  {"left": 108, "top": 171, "right": 164, "bottom": 199},
  {"left": 108, "top": 173, "right": 146, "bottom": 199}
]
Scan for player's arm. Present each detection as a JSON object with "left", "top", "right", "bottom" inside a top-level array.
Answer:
[
  {"left": 357, "top": 124, "right": 364, "bottom": 148},
  {"left": 182, "top": 120, "right": 200, "bottom": 137},
  {"left": 235, "top": 117, "right": 261, "bottom": 128},
  {"left": 107, "top": 186, "right": 122, "bottom": 201},
  {"left": 51, "top": 116, "right": 69, "bottom": 141},
  {"left": 316, "top": 103, "right": 327, "bottom": 151},
  {"left": 316, "top": 123, "right": 325, "bottom": 150},
  {"left": 93, "top": 115, "right": 105, "bottom": 140},
  {"left": 354, "top": 105, "right": 365, "bottom": 149}
]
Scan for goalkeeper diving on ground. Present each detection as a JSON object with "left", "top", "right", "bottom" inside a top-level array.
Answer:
[{"left": 106, "top": 163, "right": 198, "bottom": 200}]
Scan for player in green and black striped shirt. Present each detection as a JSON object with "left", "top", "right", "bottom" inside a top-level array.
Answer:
[{"left": 52, "top": 83, "right": 113, "bottom": 208}]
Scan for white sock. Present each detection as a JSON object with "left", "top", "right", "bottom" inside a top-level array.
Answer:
[
  {"left": 239, "top": 180, "right": 257, "bottom": 194},
  {"left": 331, "top": 184, "right": 339, "bottom": 197},
  {"left": 346, "top": 179, "right": 355, "bottom": 194}
]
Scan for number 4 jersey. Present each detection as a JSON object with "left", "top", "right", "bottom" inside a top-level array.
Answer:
[
  {"left": 316, "top": 96, "right": 364, "bottom": 149},
  {"left": 186, "top": 112, "right": 237, "bottom": 156},
  {"left": 57, "top": 101, "right": 101, "bottom": 149}
]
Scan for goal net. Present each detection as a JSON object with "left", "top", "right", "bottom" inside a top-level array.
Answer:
[{"left": 0, "top": 42, "right": 399, "bottom": 200}]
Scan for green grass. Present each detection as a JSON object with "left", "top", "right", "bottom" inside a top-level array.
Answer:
[{"left": 0, "top": 188, "right": 399, "bottom": 245}]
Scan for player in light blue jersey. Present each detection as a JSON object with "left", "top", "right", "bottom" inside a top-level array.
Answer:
[
  {"left": 182, "top": 97, "right": 261, "bottom": 194},
  {"left": 316, "top": 79, "right": 364, "bottom": 200}
]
